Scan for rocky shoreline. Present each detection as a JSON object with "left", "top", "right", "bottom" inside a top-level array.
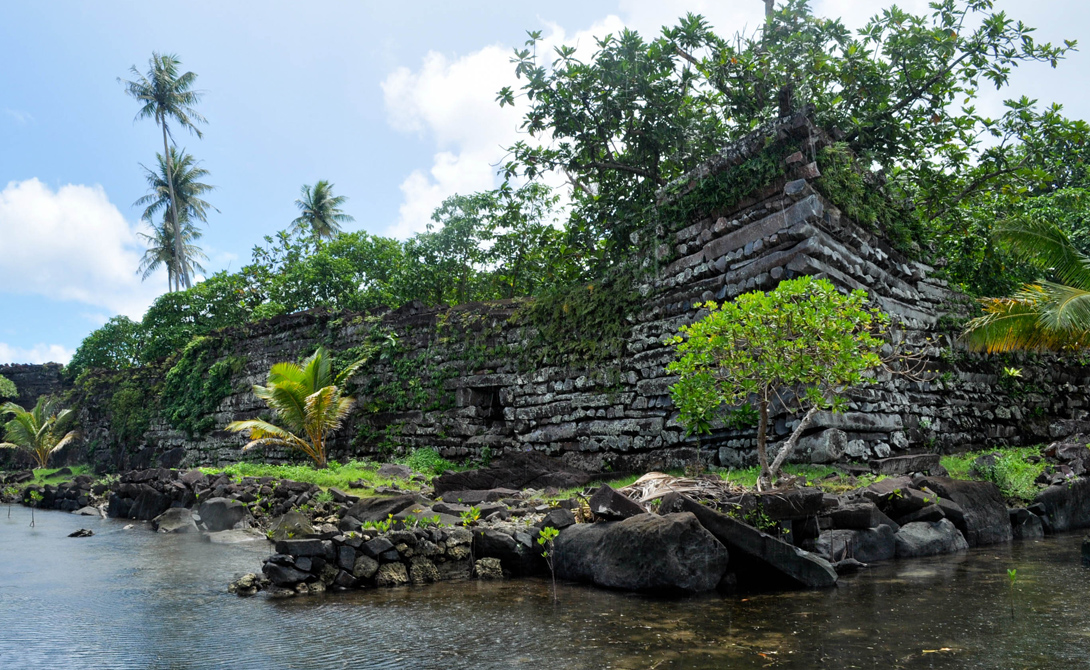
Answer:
[{"left": 5, "top": 446, "right": 1090, "bottom": 599}]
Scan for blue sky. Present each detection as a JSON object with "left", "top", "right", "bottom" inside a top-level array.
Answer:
[{"left": 2, "top": 0, "right": 1089, "bottom": 363}]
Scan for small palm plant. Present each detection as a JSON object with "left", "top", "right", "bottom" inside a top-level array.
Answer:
[
  {"left": 0, "top": 397, "right": 80, "bottom": 469},
  {"left": 226, "top": 346, "right": 368, "bottom": 469}
]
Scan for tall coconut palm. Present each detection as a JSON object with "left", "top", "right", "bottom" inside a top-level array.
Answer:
[
  {"left": 134, "top": 147, "right": 216, "bottom": 290},
  {"left": 137, "top": 212, "right": 208, "bottom": 292},
  {"left": 120, "top": 52, "right": 206, "bottom": 289},
  {"left": 0, "top": 397, "right": 80, "bottom": 470},
  {"left": 226, "top": 346, "right": 369, "bottom": 468},
  {"left": 963, "top": 219, "right": 1090, "bottom": 351},
  {"left": 292, "top": 181, "right": 354, "bottom": 246}
]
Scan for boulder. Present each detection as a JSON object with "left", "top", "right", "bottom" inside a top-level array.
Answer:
[
  {"left": 916, "top": 477, "right": 1012, "bottom": 546},
  {"left": 812, "top": 525, "right": 896, "bottom": 563},
  {"left": 377, "top": 463, "right": 413, "bottom": 479},
  {"left": 438, "top": 489, "right": 520, "bottom": 505},
  {"left": 1033, "top": 477, "right": 1090, "bottom": 533},
  {"left": 661, "top": 493, "right": 837, "bottom": 589},
  {"left": 128, "top": 489, "right": 171, "bottom": 521},
  {"left": 432, "top": 451, "right": 591, "bottom": 494},
  {"left": 205, "top": 529, "right": 267, "bottom": 544},
  {"left": 553, "top": 513, "right": 729, "bottom": 594},
  {"left": 803, "top": 428, "right": 846, "bottom": 464},
  {"left": 339, "top": 495, "right": 421, "bottom": 530},
  {"left": 537, "top": 508, "right": 577, "bottom": 532},
  {"left": 896, "top": 505, "right": 945, "bottom": 525},
  {"left": 869, "top": 454, "right": 941, "bottom": 476},
  {"left": 153, "top": 507, "right": 198, "bottom": 534},
  {"left": 408, "top": 557, "right": 440, "bottom": 584},
  {"left": 72, "top": 506, "right": 102, "bottom": 517},
  {"left": 474, "top": 557, "right": 504, "bottom": 580},
  {"left": 198, "top": 497, "right": 250, "bottom": 532},
  {"left": 275, "top": 538, "right": 335, "bottom": 559},
  {"left": 1083, "top": 536, "right": 1090, "bottom": 568},
  {"left": 68, "top": 528, "right": 93, "bottom": 538},
  {"left": 589, "top": 485, "right": 644, "bottom": 520},
  {"left": 353, "top": 555, "right": 380, "bottom": 580},
  {"left": 263, "top": 562, "right": 310, "bottom": 586},
  {"left": 361, "top": 537, "right": 398, "bottom": 561},
  {"left": 374, "top": 562, "right": 410, "bottom": 587},
  {"left": 473, "top": 528, "right": 543, "bottom": 575},
  {"left": 827, "top": 502, "right": 898, "bottom": 530},
  {"left": 894, "top": 519, "right": 969, "bottom": 558},
  {"left": 750, "top": 488, "right": 824, "bottom": 521},
  {"left": 1009, "top": 508, "right": 1044, "bottom": 541},
  {"left": 268, "top": 511, "right": 317, "bottom": 541},
  {"left": 859, "top": 477, "right": 915, "bottom": 505}
]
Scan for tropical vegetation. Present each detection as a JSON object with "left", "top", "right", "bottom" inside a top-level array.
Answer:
[
  {"left": 225, "top": 346, "right": 370, "bottom": 468},
  {"left": 292, "top": 181, "right": 355, "bottom": 247},
  {"left": 667, "top": 277, "right": 887, "bottom": 489},
  {"left": 0, "top": 375, "right": 15, "bottom": 400},
  {"left": 0, "top": 397, "right": 80, "bottom": 470}
]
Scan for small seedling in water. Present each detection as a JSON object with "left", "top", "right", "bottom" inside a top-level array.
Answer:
[
  {"left": 28, "top": 490, "right": 43, "bottom": 527},
  {"left": 1008, "top": 568, "right": 1018, "bottom": 621},
  {"left": 538, "top": 526, "right": 560, "bottom": 603}
]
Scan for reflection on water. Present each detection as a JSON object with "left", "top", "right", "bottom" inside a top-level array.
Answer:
[{"left": 2, "top": 506, "right": 1088, "bottom": 669}]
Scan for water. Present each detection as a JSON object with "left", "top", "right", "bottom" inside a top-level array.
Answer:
[{"left": 2, "top": 506, "right": 1089, "bottom": 669}]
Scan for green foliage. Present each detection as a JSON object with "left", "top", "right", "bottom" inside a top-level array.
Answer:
[
  {"left": 0, "top": 374, "right": 15, "bottom": 400},
  {"left": 460, "top": 506, "right": 481, "bottom": 527},
  {"left": 940, "top": 447, "right": 1046, "bottom": 502},
  {"left": 0, "top": 397, "right": 80, "bottom": 469},
  {"left": 520, "top": 270, "right": 640, "bottom": 367},
  {"left": 161, "top": 337, "right": 244, "bottom": 438},
  {"left": 109, "top": 382, "right": 155, "bottom": 449},
  {"left": 200, "top": 460, "right": 410, "bottom": 493},
  {"left": 66, "top": 316, "right": 145, "bottom": 379},
  {"left": 815, "top": 143, "right": 920, "bottom": 253},
  {"left": 669, "top": 277, "right": 888, "bottom": 482},
  {"left": 226, "top": 345, "right": 368, "bottom": 468},
  {"left": 140, "top": 272, "right": 254, "bottom": 363},
  {"left": 292, "top": 180, "right": 354, "bottom": 245},
  {"left": 397, "top": 447, "right": 455, "bottom": 476}
]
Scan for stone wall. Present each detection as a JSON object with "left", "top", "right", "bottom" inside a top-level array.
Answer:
[
  {"left": 52, "top": 114, "right": 1090, "bottom": 472},
  {"left": 0, "top": 362, "right": 65, "bottom": 410}
]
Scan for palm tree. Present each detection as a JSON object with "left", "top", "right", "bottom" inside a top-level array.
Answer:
[
  {"left": 120, "top": 52, "right": 206, "bottom": 289},
  {"left": 134, "top": 147, "right": 216, "bottom": 290},
  {"left": 292, "top": 181, "right": 354, "bottom": 246},
  {"left": 137, "top": 212, "right": 209, "bottom": 292},
  {"left": 963, "top": 219, "right": 1090, "bottom": 351},
  {"left": 0, "top": 397, "right": 80, "bottom": 470},
  {"left": 226, "top": 347, "right": 369, "bottom": 468}
]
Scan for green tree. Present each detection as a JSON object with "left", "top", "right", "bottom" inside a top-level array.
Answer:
[
  {"left": 292, "top": 181, "right": 354, "bottom": 246},
  {"left": 120, "top": 52, "right": 207, "bottom": 290},
  {"left": 498, "top": 3, "right": 1073, "bottom": 266},
  {"left": 963, "top": 219, "right": 1090, "bottom": 351},
  {"left": 226, "top": 346, "right": 369, "bottom": 468},
  {"left": 667, "top": 277, "right": 887, "bottom": 489},
  {"left": 0, "top": 397, "right": 80, "bottom": 469},
  {"left": 0, "top": 375, "right": 15, "bottom": 400},
  {"left": 139, "top": 272, "right": 254, "bottom": 363},
  {"left": 134, "top": 147, "right": 216, "bottom": 291},
  {"left": 67, "top": 316, "right": 145, "bottom": 378}
]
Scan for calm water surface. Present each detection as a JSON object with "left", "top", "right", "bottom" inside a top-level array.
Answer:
[{"left": 2, "top": 507, "right": 1089, "bottom": 669}]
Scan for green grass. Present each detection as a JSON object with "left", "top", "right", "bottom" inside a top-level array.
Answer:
[
  {"left": 395, "top": 447, "right": 458, "bottom": 476},
  {"left": 31, "top": 465, "right": 92, "bottom": 485},
  {"left": 545, "top": 471, "right": 665, "bottom": 501},
  {"left": 199, "top": 460, "right": 405, "bottom": 495},
  {"left": 721, "top": 464, "right": 885, "bottom": 493},
  {"left": 941, "top": 447, "right": 1048, "bottom": 503}
]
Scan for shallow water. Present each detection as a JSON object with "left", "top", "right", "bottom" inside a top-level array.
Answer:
[{"left": 2, "top": 507, "right": 1089, "bottom": 669}]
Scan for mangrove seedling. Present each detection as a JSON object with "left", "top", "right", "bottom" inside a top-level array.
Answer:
[
  {"left": 538, "top": 526, "right": 560, "bottom": 603},
  {"left": 461, "top": 506, "right": 481, "bottom": 528},
  {"left": 3, "top": 485, "right": 17, "bottom": 518},
  {"left": 28, "top": 490, "right": 43, "bottom": 528},
  {"left": 1008, "top": 568, "right": 1018, "bottom": 621}
]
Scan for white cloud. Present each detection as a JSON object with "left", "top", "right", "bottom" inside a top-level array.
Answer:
[
  {"left": 3, "top": 108, "right": 33, "bottom": 125},
  {"left": 0, "top": 178, "right": 162, "bottom": 318},
  {"left": 379, "top": 1, "right": 960, "bottom": 239},
  {"left": 0, "top": 342, "right": 74, "bottom": 365}
]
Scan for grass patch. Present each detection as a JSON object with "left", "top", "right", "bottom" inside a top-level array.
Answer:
[
  {"left": 199, "top": 460, "right": 404, "bottom": 495},
  {"left": 32, "top": 465, "right": 92, "bottom": 486},
  {"left": 395, "top": 447, "right": 457, "bottom": 476},
  {"left": 544, "top": 471, "right": 665, "bottom": 501},
  {"left": 721, "top": 464, "right": 886, "bottom": 493},
  {"left": 941, "top": 447, "right": 1047, "bottom": 503}
]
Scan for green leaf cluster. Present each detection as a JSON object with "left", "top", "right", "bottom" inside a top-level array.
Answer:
[{"left": 161, "top": 337, "right": 245, "bottom": 438}]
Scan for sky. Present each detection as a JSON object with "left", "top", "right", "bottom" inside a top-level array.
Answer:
[{"left": 2, "top": 0, "right": 1089, "bottom": 364}]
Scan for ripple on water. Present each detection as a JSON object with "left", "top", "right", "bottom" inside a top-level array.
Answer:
[{"left": 3, "top": 507, "right": 1090, "bottom": 669}]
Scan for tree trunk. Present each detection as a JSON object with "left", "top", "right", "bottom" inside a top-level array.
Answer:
[
  {"left": 161, "top": 122, "right": 186, "bottom": 291},
  {"left": 768, "top": 403, "right": 822, "bottom": 481},
  {"left": 756, "top": 392, "right": 771, "bottom": 491}
]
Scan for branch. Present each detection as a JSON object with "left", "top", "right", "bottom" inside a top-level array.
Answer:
[
  {"left": 768, "top": 403, "right": 821, "bottom": 479},
  {"left": 582, "top": 161, "right": 665, "bottom": 184}
]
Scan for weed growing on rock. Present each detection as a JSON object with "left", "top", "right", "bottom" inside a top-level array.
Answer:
[{"left": 461, "top": 506, "right": 481, "bottom": 527}]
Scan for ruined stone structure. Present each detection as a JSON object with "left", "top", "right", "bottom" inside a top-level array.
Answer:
[{"left": 24, "top": 113, "right": 1090, "bottom": 472}]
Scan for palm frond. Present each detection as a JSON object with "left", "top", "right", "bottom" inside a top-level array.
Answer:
[{"left": 995, "top": 219, "right": 1090, "bottom": 290}]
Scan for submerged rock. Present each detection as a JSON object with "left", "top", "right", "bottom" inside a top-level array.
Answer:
[
  {"left": 894, "top": 519, "right": 969, "bottom": 558},
  {"left": 68, "top": 528, "right": 93, "bottom": 538},
  {"left": 205, "top": 529, "right": 267, "bottom": 544},
  {"left": 1009, "top": 508, "right": 1044, "bottom": 541},
  {"left": 475, "top": 557, "right": 504, "bottom": 580},
  {"left": 1034, "top": 478, "right": 1090, "bottom": 533},
  {"left": 198, "top": 497, "right": 250, "bottom": 532},
  {"left": 916, "top": 477, "right": 1012, "bottom": 547},
  {"left": 153, "top": 507, "right": 198, "bottom": 534},
  {"left": 813, "top": 526, "right": 896, "bottom": 564},
  {"left": 662, "top": 492, "right": 837, "bottom": 589},
  {"left": 553, "top": 512, "right": 729, "bottom": 594}
]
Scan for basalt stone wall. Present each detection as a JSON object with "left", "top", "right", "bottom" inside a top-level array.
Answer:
[
  {"left": 0, "top": 363, "right": 65, "bottom": 410},
  {"left": 51, "top": 115, "right": 1090, "bottom": 472}
]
